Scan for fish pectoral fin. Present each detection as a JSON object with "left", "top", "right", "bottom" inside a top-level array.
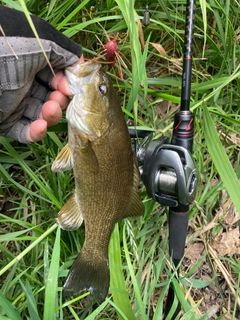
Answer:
[
  {"left": 63, "top": 249, "right": 109, "bottom": 302},
  {"left": 56, "top": 193, "right": 83, "bottom": 231},
  {"left": 51, "top": 143, "right": 73, "bottom": 172},
  {"left": 123, "top": 160, "right": 144, "bottom": 218}
]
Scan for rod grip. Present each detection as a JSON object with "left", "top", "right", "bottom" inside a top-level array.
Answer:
[{"left": 169, "top": 205, "right": 189, "bottom": 262}]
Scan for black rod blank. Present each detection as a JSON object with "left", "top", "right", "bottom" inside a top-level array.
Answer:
[{"left": 180, "top": 0, "right": 195, "bottom": 112}]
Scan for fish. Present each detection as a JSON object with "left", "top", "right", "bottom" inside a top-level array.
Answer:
[{"left": 51, "top": 61, "right": 144, "bottom": 301}]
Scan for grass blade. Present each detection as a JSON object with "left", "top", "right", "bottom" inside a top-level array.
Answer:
[
  {"left": 18, "top": 0, "right": 55, "bottom": 75},
  {"left": 203, "top": 105, "right": 240, "bottom": 212},
  {"left": 123, "top": 224, "right": 147, "bottom": 320},
  {"left": 0, "top": 291, "right": 21, "bottom": 320},
  {"left": 114, "top": 0, "right": 148, "bottom": 118},
  {"left": 0, "top": 138, "right": 61, "bottom": 209},
  {"left": 109, "top": 223, "right": 136, "bottom": 320},
  {"left": 43, "top": 227, "right": 61, "bottom": 320},
  {"left": 20, "top": 280, "right": 41, "bottom": 320},
  {"left": 199, "top": 0, "right": 207, "bottom": 54},
  {"left": 84, "top": 299, "right": 109, "bottom": 320},
  {"left": 0, "top": 224, "right": 58, "bottom": 278},
  {"left": 0, "top": 227, "right": 36, "bottom": 242}
]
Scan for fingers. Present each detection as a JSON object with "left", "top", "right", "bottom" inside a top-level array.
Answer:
[
  {"left": 27, "top": 119, "right": 48, "bottom": 142},
  {"left": 50, "top": 55, "right": 85, "bottom": 96},
  {"left": 39, "top": 100, "right": 63, "bottom": 126},
  {"left": 50, "top": 71, "right": 68, "bottom": 94},
  {"left": 51, "top": 71, "right": 72, "bottom": 97},
  {"left": 27, "top": 55, "right": 84, "bottom": 143},
  {"left": 27, "top": 100, "right": 63, "bottom": 142},
  {"left": 49, "top": 90, "right": 69, "bottom": 111},
  {"left": 78, "top": 55, "right": 85, "bottom": 64}
]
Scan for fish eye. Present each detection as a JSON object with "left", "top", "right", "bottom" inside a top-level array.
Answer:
[{"left": 98, "top": 83, "right": 107, "bottom": 95}]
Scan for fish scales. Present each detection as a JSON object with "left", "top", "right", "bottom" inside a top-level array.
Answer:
[{"left": 51, "top": 61, "right": 144, "bottom": 301}]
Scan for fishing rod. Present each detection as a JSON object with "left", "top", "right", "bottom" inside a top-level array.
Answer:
[
  {"left": 164, "top": 0, "right": 196, "bottom": 317},
  {"left": 131, "top": 0, "right": 198, "bottom": 317}
]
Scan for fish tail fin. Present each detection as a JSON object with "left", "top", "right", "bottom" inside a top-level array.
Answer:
[{"left": 63, "top": 249, "right": 109, "bottom": 301}]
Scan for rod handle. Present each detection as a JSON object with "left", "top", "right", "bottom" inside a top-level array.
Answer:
[{"left": 169, "top": 205, "right": 189, "bottom": 261}]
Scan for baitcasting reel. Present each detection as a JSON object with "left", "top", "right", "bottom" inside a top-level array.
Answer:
[{"left": 130, "top": 130, "right": 198, "bottom": 207}]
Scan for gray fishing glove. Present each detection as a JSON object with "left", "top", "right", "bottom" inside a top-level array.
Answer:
[{"left": 0, "top": 5, "right": 82, "bottom": 143}]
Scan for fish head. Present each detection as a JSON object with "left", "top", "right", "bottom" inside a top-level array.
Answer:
[{"left": 65, "top": 62, "right": 115, "bottom": 140}]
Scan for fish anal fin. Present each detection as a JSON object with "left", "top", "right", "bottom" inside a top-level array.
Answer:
[
  {"left": 123, "top": 161, "right": 144, "bottom": 218},
  {"left": 56, "top": 193, "right": 83, "bottom": 231},
  {"left": 51, "top": 143, "right": 73, "bottom": 172},
  {"left": 63, "top": 249, "right": 109, "bottom": 302},
  {"left": 123, "top": 189, "right": 144, "bottom": 218}
]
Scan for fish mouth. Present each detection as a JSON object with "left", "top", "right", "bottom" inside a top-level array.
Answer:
[
  {"left": 68, "top": 61, "right": 101, "bottom": 75},
  {"left": 66, "top": 62, "right": 101, "bottom": 95},
  {"left": 65, "top": 61, "right": 109, "bottom": 139}
]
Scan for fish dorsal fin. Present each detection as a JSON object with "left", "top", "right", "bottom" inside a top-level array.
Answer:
[
  {"left": 123, "top": 161, "right": 144, "bottom": 218},
  {"left": 56, "top": 193, "right": 83, "bottom": 231},
  {"left": 51, "top": 143, "right": 73, "bottom": 172}
]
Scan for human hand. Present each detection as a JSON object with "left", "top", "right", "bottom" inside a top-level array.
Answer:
[
  {"left": 0, "top": 5, "right": 83, "bottom": 143},
  {"left": 27, "top": 55, "right": 84, "bottom": 142}
]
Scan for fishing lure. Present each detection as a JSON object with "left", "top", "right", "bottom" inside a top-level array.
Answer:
[
  {"left": 104, "top": 33, "right": 119, "bottom": 69},
  {"left": 96, "top": 23, "right": 127, "bottom": 80}
]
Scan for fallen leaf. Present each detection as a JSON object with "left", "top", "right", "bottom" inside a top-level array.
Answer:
[
  {"left": 210, "top": 227, "right": 240, "bottom": 256},
  {"left": 137, "top": 19, "right": 145, "bottom": 51},
  {"left": 150, "top": 42, "right": 167, "bottom": 55},
  {"left": 185, "top": 242, "right": 205, "bottom": 261}
]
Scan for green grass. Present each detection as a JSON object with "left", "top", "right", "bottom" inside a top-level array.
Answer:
[{"left": 0, "top": 0, "right": 240, "bottom": 319}]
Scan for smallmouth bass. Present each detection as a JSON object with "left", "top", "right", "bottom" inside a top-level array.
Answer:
[{"left": 51, "top": 61, "right": 144, "bottom": 301}]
